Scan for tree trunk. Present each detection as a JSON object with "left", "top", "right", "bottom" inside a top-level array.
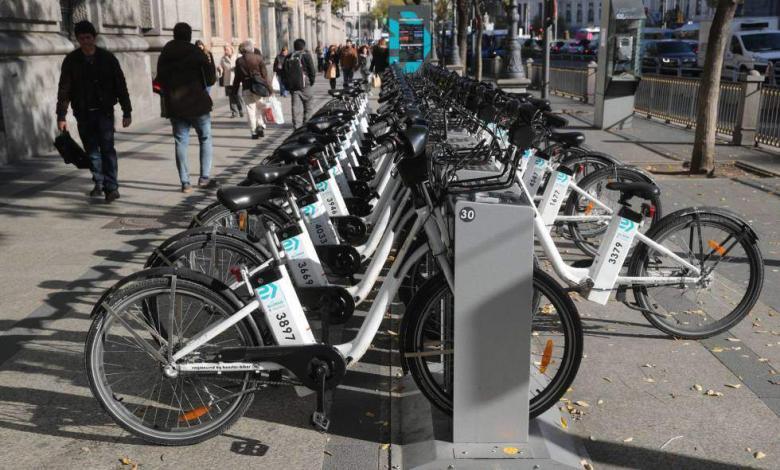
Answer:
[
  {"left": 690, "top": 0, "right": 739, "bottom": 175},
  {"left": 474, "top": 0, "right": 483, "bottom": 81},
  {"left": 457, "top": 0, "right": 468, "bottom": 69}
]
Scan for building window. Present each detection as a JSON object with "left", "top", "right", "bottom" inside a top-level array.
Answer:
[
  {"left": 565, "top": 2, "right": 571, "bottom": 23},
  {"left": 59, "top": 0, "right": 73, "bottom": 36},
  {"left": 209, "top": 0, "right": 219, "bottom": 36},
  {"left": 232, "top": 0, "right": 239, "bottom": 39},
  {"left": 587, "top": 2, "right": 594, "bottom": 22},
  {"left": 576, "top": 2, "right": 582, "bottom": 23}
]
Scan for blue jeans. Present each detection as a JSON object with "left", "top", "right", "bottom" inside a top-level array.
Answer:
[
  {"left": 77, "top": 110, "right": 118, "bottom": 191},
  {"left": 171, "top": 114, "right": 213, "bottom": 186}
]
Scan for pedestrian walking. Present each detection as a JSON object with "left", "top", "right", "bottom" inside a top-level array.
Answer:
[
  {"left": 56, "top": 20, "right": 131, "bottom": 203},
  {"left": 195, "top": 40, "right": 216, "bottom": 94},
  {"left": 273, "top": 47, "right": 290, "bottom": 97},
  {"left": 232, "top": 40, "right": 271, "bottom": 139},
  {"left": 281, "top": 38, "right": 317, "bottom": 129},
  {"left": 315, "top": 42, "right": 324, "bottom": 72},
  {"left": 370, "top": 38, "right": 389, "bottom": 75},
  {"left": 217, "top": 45, "right": 244, "bottom": 118},
  {"left": 325, "top": 44, "right": 340, "bottom": 90},
  {"left": 358, "top": 44, "right": 371, "bottom": 81},
  {"left": 340, "top": 40, "right": 358, "bottom": 87},
  {"left": 156, "top": 22, "right": 217, "bottom": 193}
]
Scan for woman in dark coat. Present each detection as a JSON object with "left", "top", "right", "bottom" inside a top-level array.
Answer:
[
  {"left": 324, "top": 44, "right": 341, "bottom": 90},
  {"left": 370, "top": 38, "right": 389, "bottom": 75}
]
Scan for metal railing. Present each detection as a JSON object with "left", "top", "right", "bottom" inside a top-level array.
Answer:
[
  {"left": 634, "top": 74, "right": 743, "bottom": 136},
  {"left": 757, "top": 85, "right": 780, "bottom": 148},
  {"left": 530, "top": 64, "right": 589, "bottom": 100}
]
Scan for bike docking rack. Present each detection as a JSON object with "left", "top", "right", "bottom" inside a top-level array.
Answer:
[{"left": 392, "top": 168, "right": 585, "bottom": 469}]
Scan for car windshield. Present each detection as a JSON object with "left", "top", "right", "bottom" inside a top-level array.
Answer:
[
  {"left": 741, "top": 32, "right": 780, "bottom": 52},
  {"left": 657, "top": 42, "right": 694, "bottom": 54}
]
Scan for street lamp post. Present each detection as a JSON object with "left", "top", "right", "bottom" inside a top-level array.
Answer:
[
  {"left": 502, "top": 0, "right": 525, "bottom": 79},
  {"left": 429, "top": 0, "right": 439, "bottom": 64}
]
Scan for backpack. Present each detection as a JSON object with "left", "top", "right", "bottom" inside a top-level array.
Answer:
[
  {"left": 283, "top": 51, "right": 306, "bottom": 91},
  {"left": 250, "top": 72, "right": 271, "bottom": 97}
]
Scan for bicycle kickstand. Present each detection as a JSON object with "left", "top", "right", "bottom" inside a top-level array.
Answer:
[{"left": 311, "top": 360, "right": 331, "bottom": 432}]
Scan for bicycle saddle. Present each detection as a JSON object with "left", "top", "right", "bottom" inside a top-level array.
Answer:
[
  {"left": 217, "top": 185, "right": 287, "bottom": 211},
  {"left": 292, "top": 132, "right": 339, "bottom": 146},
  {"left": 247, "top": 164, "right": 307, "bottom": 185},
  {"left": 307, "top": 117, "right": 346, "bottom": 133},
  {"left": 549, "top": 131, "right": 584, "bottom": 146},
  {"left": 544, "top": 112, "right": 569, "bottom": 128},
  {"left": 275, "top": 142, "right": 325, "bottom": 162},
  {"left": 606, "top": 181, "right": 661, "bottom": 200},
  {"left": 328, "top": 89, "right": 347, "bottom": 98},
  {"left": 402, "top": 124, "right": 428, "bottom": 158}
]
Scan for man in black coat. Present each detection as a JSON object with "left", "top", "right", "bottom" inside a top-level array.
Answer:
[
  {"left": 156, "top": 23, "right": 217, "bottom": 193},
  {"left": 56, "top": 20, "right": 131, "bottom": 203}
]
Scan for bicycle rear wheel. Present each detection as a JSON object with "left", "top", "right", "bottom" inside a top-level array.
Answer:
[
  {"left": 628, "top": 210, "right": 764, "bottom": 339},
  {"left": 85, "top": 273, "right": 262, "bottom": 445},
  {"left": 401, "top": 269, "right": 582, "bottom": 418}
]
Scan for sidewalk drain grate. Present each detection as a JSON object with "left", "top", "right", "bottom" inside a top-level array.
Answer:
[{"left": 102, "top": 213, "right": 191, "bottom": 229}]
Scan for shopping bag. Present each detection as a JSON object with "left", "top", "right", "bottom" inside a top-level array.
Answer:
[
  {"left": 272, "top": 74, "right": 281, "bottom": 93},
  {"left": 371, "top": 74, "right": 381, "bottom": 88},
  {"left": 263, "top": 106, "right": 276, "bottom": 124},
  {"left": 53, "top": 130, "right": 91, "bottom": 169},
  {"left": 268, "top": 97, "right": 285, "bottom": 125},
  {"left": 326, "top": 63, "right": 337, "bottom": 79}
]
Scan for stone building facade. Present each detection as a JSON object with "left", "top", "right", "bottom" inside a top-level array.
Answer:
[{"left": 0, "top": 0, "right": 341, "bottom": 166}]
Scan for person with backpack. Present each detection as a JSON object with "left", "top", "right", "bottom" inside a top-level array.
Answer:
[
  {"left": 282, "top": 38, "right": 317, "bottom": 129},
  {"left": 232, "top": 40, "right": 271, "bottom": 139},
  {"left": 156, "top": 22, "right": 216, "bottom": 193}
]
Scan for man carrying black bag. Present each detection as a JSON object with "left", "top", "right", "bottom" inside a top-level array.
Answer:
[{"left": 56, "top": 20, "right": 132, "bottom": 203}]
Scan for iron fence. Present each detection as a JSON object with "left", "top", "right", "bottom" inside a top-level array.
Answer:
[
  {"left": 634, "top": 74, "right": 743, "bottom": 136},
  {"left": 757, "top": 85, "right": 780, "bottom": 148},
  {"left": 530, "top": 64, "right": 589, "bottom": 100}
]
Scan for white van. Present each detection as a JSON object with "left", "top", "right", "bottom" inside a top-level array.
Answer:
[{"left": 698, "top": 17, "right": 780, "bottom": 80}]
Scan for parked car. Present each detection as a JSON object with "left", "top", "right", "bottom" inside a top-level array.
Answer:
[
  {"left": 642, "top": 40, "right": 697, "bottom": 74},
  {"left": 560, "top": 40, "right": 584, "bottom": 54},
  {"left": 550, "top": 40, "right": 566, "bottom": 54}
]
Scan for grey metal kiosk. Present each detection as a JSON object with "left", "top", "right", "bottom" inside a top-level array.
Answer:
[
  {"left": 395, "top": 189, "right": 583, "bottom": 469},
  {"left": 593, "top": 0, "right": 645, "bottom": 129}
]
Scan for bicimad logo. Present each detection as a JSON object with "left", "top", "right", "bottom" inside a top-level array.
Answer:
[
  {"left": 282, "top": 236, "right": 300, "bottom": 252},
  {"left": 619, "top": 218, "right": 636, "bottom": 233},
  {"left": 258, "top": 282, "right": 278, "bottom": 300},
  {"left": 556, "top": 172, "right": 569, "bottom": 183},
  {"left": 535, "top": 157, "right": 545, "bottom": 167},
  {"left": 316, "top": 181, "right": 328, "bottom": 192},
  {"left": 302, "top": 204, "right": 316, "bottom": 217}
]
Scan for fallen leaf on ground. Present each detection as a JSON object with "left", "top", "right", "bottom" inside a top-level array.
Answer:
[
  {"left": 725, "top": 383, "right": 742, "bottom": 389},
  {"left": 644, "top": 377, "right": 656, "bottom": 383},
  {"left": 692, "top": 384, "right": 703, "bottom": 391},
  {"left": 705, "top": 389, "right": 724, "bottom": 397},
  {"left": 324, "top": 450, "right": 333, "bottom": 456},
  {"left": 754, "top": 451, "right": 766, "bottom": 460},
  {"left": 380, "top": 443, "right": 390, "bottom": 450},
  {"left": 80, "top": 447, "right": 89, "bottom": 453},
  {"left": 603, "top": 377, "right": 612, "bottom": 383},
  {"left": 597, "top": 399, "right": 604, "bottom": 405},
  {"left": 575, "top": 400, "right": 590, "bottom": 407},
  {"left": 726, "top": 338, "right": 741, "bottom": 342},
  {"left": 582, "top": 459, "right": 595, "bottom": 470},
  {"left": 759, "top": 358, "right": 770, "bottom": 362},
  {"left": 623, "top": 437, "right": 634, "bottom": 443},
  {"left": 711, "top": 347, "right": 724, "bottom": 352},
  {"left": 642, "top": 363, "right": 655, "bottom": 368}
]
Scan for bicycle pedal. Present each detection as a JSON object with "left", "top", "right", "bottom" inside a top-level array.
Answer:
[{"left": 312, "top": 411, "right": 330, "bottom": 431}]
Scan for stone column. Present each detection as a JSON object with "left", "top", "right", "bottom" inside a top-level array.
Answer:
[
  {"left": 264, "top": 0, "right": 279, "bottom": 59},
  {"left": 733, "top": 70, "right": 765, "bottom": 146},
  {"left": 279, "top": 6, "right": 290, "bottom": 49}
]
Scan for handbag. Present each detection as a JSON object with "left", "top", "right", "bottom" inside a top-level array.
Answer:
[
  {"left": 371, "top": 74, "right": 381, "bottom": 88},
  {"left": 250, "top": 73, "right": 271, "bottom": 97},
  {"left": 326, "top": 63, "right": 337, "bottom": 79},
  {"left": 268, "top": 97, "right": 285, "bottom": 125},
  {"left": 53, "top": 130, "right": 91, "bottom": 169}
]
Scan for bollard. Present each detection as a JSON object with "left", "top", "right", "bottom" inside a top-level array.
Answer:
[
  {"left": 586, "top": 61, "right": 598, "bottom": 104},
  {"left": 733, "top": 70, "right": 764, "bottom": 146},
  {"left": 525, "top": 58, "right": 534, "bottom": 87}
]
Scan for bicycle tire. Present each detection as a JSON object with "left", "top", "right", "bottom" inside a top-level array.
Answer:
[
  {"left": 627, "top": 210, "right": 764, "bottom": 339},
  {"left": 401, "top": 269, "right": 582, "bottom": 418},
  {"left": 85, "top": 272, "right": 263, "bottom": 445}
]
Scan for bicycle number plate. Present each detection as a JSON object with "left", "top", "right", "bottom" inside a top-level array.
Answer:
[
  {"left": 539, "top": 170, "right": 571, "bottom": 229},
  {"left": 587, "top": 214, "right": 639, "bottom": 304},
  {"left": 257, "top": 268, "right": 315, "bottom": 345},
  {"left": 300, "top": 198, "right": 340, "bottom": 245},
  {"left": 282, "top": 233, "right": 328, "bottom": 287},
  {"left": 316, "top": 176, "right": 350, "bottom": 216},
  {"left": 330, "top": 162, "right": 354, "bottom": 198},
  {"left": 523, "top": 156, "right": 549, "bottom": 195}
]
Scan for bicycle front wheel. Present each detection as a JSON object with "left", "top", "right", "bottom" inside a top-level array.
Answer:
[
  {"left": 401, "top": 269, "right": 582, "bottom": 418},
  {"left": 85, "top": 274, "right": 261, "bottom": 445},
  {"left": 628, "top": 210, "right": 764, "bottom": 339}
]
